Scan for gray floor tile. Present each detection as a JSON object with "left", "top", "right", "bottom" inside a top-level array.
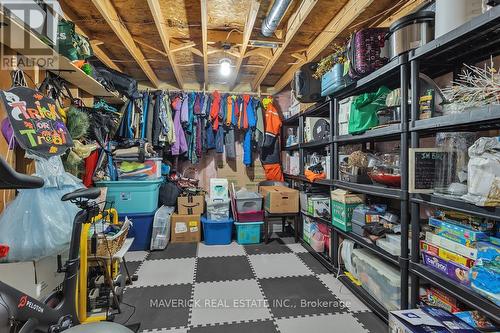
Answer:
[
  {"left": 286, "top": 243, "right": 309, "bottom": 254},
  {"left": 248, "top": 253, "right": 312, "bottom": 278},
  {"left": 316, "top": 274, "right": 370, "bottom": 313},
  {"left": 195, "top": 256, "right": 254, "bottom": 283},
  {"left": 244, "top": 243, "right": 292, "bottom": 255},
  {"left": 132, "top": 258, "right": 196, "bottom": 287},
  {"left": 353, "top": 312, "right": 388, "bottom": 333},
  {"left": 190, "top": 279, "right": 272, "bottom": 327},
  {"left": 258, "top": 275, "right": 348, "bottom": 318},
  {"left": 187, "top": 320, "right": 278, "bottom": 333},
  {"left": 296, "top": 252, "right": 331, "bottom": 275},
  {"left": 148, "top": 243, "right": 198, "bottom": 260},
  {"left": 115, "top": 284, "right": 192, "bottom": 331},
  {"left": 125, "top": 251, "right": 149, "bottom": 262},
  {"left": 197, "top": 242, "right": 246, "bottom": 258},
  {"left": 275, "top": 313, "right": 369, "bottom": 333}
]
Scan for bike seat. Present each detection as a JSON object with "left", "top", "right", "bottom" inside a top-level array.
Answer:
[
  {"left": 61, "top": 187, "right": 101, "bottom": 202},
  {"left": 63, "top": 322, "right": 134, "bottom": 333},
  {"left": 0, "top": 157, "right": 44, "bottom": 190}
]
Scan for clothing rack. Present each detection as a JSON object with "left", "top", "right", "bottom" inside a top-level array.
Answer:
[{"left": 141, "top": 89, "right": 264, "bottom": 97}]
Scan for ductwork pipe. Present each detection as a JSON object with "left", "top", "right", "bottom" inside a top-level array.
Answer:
[{"left": 261, "top": 0, "right": 292, "bottom": 37}]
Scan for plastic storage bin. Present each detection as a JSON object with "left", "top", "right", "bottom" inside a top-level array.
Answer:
[
  {"left": 116, "top": 158, "right": 162, "bottom": 181},
  {"left": 201, "top": 217, "right": 233, "bottom": 245},
  {"left": 96, "top": 179, "right": 163, "bottom": 214},
  {"left": 150, "top": 206, "right": 174, "bottom": 251},
  {"left": 206, "top": 197, "right": 231, "bottom": 220},
  {"left": 351, "top": 248, "right": 402, "bottom": 311},
  {"left": 235, "top": 192, "right": 262, "bottom": 213},
  {"left": 235, "top": 210, "right": 264, "bottom": 222},
  {"left": 235, "top": 222, "right": 263, "bottom": 245},
  {"left": 119, "top": 212, "right": 155, "bottom": 251}
]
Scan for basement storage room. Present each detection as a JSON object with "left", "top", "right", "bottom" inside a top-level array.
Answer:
[{"left": 0, "top": 0, "right": 499, "bottom": 332}]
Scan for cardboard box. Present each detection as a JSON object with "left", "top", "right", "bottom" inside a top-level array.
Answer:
[
  {"left": 420, "top": 240, "right": 475, "bottom": 268},
  {"left": 209, "top": 178, "right": 229, "bottom": 200},
  {"left": 0, "top": 249, "right": 68, "bottom": 300},
  {"left": 259, "top": 186, "right": 299, "bottom": 214},
  {"left": 425, "top": 232, "right": 477, "bottom": 260},
  {"left": 178, "top": 195, "right": 205, "bottom": 215},
  {"left": 422, "top": 251, "right": 470, "bottom": 286},
  {"left": 170, "top": 214, "right": 201, "bottom": 243},
  {"left": 389, "top": 307, "right": 480, "bottom": 333},
  {"left": 331, "top": 189, "right": 365, "bottom": 231}
]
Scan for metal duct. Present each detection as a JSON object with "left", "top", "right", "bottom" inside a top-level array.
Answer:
[{"left": 261, "top": 0, "right": 292, "bottom": 37}]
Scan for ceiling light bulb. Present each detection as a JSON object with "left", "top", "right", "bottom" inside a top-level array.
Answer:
[{"left": 220, "top": 58, "right": 231, "bottom": 77}]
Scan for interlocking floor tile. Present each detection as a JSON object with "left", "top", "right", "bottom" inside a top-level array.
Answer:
[
  {"left": 197, "top": 242, "right": 246, "bottom": 258},
  {"left": 132, "top": 258, "right": 196, "bottom": 287},
  {"left": 195, "top": 256, "right": 254, "bottom": 283},
  {"left": 286, "top": 243, "right": 309, "bottom": 254},
  {"left": 275, "top": 313, "right": 369, "bottom": 333},
  {"left": 258, "top": 275, "right": 348, "bottom": 318},
  {"left": 125, "top": 251, "right": 149, "bottom": 262},
  {"left": 244, "top": 243, "right": 292, "bottom": 255},
  {"left": 248, "top": 253, "right": 312, "bottom": 278},
  {"left": 190, "top": 279, "right": 272, "bottom": 327},
  {"left": 148, "top": 243, "right": 198, "bottom": 260},
  {"left": 115, "top": 284, "right": 192, "bottom": 331},
  {"left": 187, "top": 319, "right": 278, "bottom": 333},
  {"left": 296, "top": 252, "right": 331, "bottom": 275},
  {"left": 316, "top": 274, "right": 370, "bottom": 313},
  {"left": 353, "top": 312, "right": 388, "bottom": 333}
]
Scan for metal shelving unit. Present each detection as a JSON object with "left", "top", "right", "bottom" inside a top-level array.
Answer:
[
  {"left": 407, "top": 6, "right": 500, "bottom": 323},
  {"left": 281, "top": 7, "right": 500, "bottom": 324}
]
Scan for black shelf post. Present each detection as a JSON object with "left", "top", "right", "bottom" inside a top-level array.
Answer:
[
  {"left": 399, "top": 54, "right": 410, "bottom": 310},
  {"left": 299, "top": 116, "right": 305, "bottom": 175},
  {"left": 409, "top": 58, "right": 421, "bottom": 308}
]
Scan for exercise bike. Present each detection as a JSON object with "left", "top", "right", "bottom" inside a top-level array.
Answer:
[{"left": 0, "top": 156, "right": 134, "bottom": 333}]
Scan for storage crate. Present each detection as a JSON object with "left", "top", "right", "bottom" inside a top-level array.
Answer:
[
  {"left": 235, "top": 222, "right": 263, "bottom": 245},
  {"left": 235, "top": 210, "right": 264, "bottom": 222},
  {"left": 331, "top": 189, "right": 365, "bottom": 232},
  {"left": 150, "top": 206, "right": 174, "bottom": 251},
  {"left": 206, "top": 197, "right": 231, "bottom": 220},
  {"left": 119, "top": 212, "right": 155, "bottom": 251},
  {"left": 235, "top": 192, "right": 262, "bottom": 213},
  {"left": 96, "top": 179, "right": 163, "bottom": 214},
  {"left": 201, "top": 217, "right": 233, "bottom": 245}
]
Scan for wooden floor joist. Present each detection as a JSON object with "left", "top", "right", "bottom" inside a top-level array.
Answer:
[
  {"left": 201, "top": 0, "right": 209, "bottom": 84},
  {"left": 229, "top": 0, "right": 260, "bottom": 89},
  {"left": 147, "top": 0, "right": 184, "bottom": 89},
  {"left": 91, "top": 0, "right": 160, "bottom": 88},
  {"left": 252, "top": 0, "right": 319, "bottom": 90},
  {"left": 272, "top": 0, "right": 376, "bottom": 93}
]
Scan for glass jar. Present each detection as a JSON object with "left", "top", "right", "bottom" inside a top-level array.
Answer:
[{"left": 434, "top": 132, "right": 476, "bottom": 196}]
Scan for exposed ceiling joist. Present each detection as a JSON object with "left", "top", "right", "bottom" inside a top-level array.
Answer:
[
  {"left": 376, "top": 0, "right": 429, "bottom": 27},
  {"left": 252, "top": 0, "right": 319, "bottom": 90},
  {"left": 59, "top": 1, "right": 122, "bottom": 72},
  {"left": 207, "top": 48, "right": 241, "bottom": 59},
  {"left": 244, "top": 48, "right": 273, "bottom": 60},
  {"left": 171, "top": 41, "right": 197, "bottom": 53},
  {"left": 91, "top": 0, "right": 159, "bottom": 87},
  {"left": 272, "top": 0, "right": 376, "bottom": 93},
  {"left": 229, "top": 0, "right": 260, "bottom": 89},
  {"left": 290, "top": 52, "right": 307, "bottom": 62},
  {"left": 190, "top": 48, "right": 204, "bottom": 58},
  {"left": 147, "top": 0, "right": 184, "bottom": 89},
  {"left": 201, "top": 0, "right": 209, "bottom": 84}
]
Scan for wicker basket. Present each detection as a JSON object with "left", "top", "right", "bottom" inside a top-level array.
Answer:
[{"left": 88, "top": 225, "right": 129, "bottom": 257}]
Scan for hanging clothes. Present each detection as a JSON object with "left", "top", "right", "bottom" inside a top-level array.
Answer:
[
  {"left": 260, "top": 97, "right": 284, "bottom": 181},
  {"left": 141, "top": 92, "right": 149, "bottom": 139},
  {"left": 146, "top": 93, "right": 155, "bottom": 143},
  {"left": 210, "top": 91, "right": 221, "bottom": 130},
  {"left": 255, "top": 98, "right": 265, "bottom": 148},
  {"left": 242, "top": 96, "right": 256, "bottom": 166},
  {"left": 152, "top": 92, "right": 162, "bottom": 146},
  {"left": 171, "top": 96, "right": 188, "bottom": 155},
  {"left": 206, "top": 119, "right": 215, "bottom": 150},
  {"left": 215, "top": 125, "right": 224, "bottom": 153},
  {"left": 162, "top": 93, "right": 175, "bottom": 145},
  {"left": 226, "top": 95, "right": 233, "bottom": 127}
]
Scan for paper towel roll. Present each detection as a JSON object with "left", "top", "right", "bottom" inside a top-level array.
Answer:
[{"left": 435, "top": 0, "right": 484, "bottom": 37}]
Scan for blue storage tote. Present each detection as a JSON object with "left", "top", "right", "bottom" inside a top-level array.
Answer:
[
  {"left": 234, "top": 222, "right": 263, "bottom": 245},
  {"left": 96, "top": 179, "right": 163, "bottom": 214},
  {"left": 201, "top": 217, "right": 233, "bottom": 245},
  {"left": 119, "top": 212, "right": 155, "bottom": 251},
  {"left": 321, "top": 63, "right": 352, "bottom": 97}
]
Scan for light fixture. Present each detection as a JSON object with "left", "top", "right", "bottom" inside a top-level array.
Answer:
[{"left": 219, "top": 58, "right": 231, "bottom": 77}]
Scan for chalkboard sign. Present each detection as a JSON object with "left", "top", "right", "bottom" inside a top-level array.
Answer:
[{"left": 409, "top": 148, "right": 446, "bottom": 193}]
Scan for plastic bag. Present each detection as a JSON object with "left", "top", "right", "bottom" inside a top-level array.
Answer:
[
  {"left": 462, "top": 137, "right": 500, "bottom": 206},
  {"left": 0, "top": 156, "right": 83, "bottom": 262}
]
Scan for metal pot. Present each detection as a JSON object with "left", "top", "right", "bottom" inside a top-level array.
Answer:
[{"left": 387, "top": 11, "right": 435, "bottom": 60}]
